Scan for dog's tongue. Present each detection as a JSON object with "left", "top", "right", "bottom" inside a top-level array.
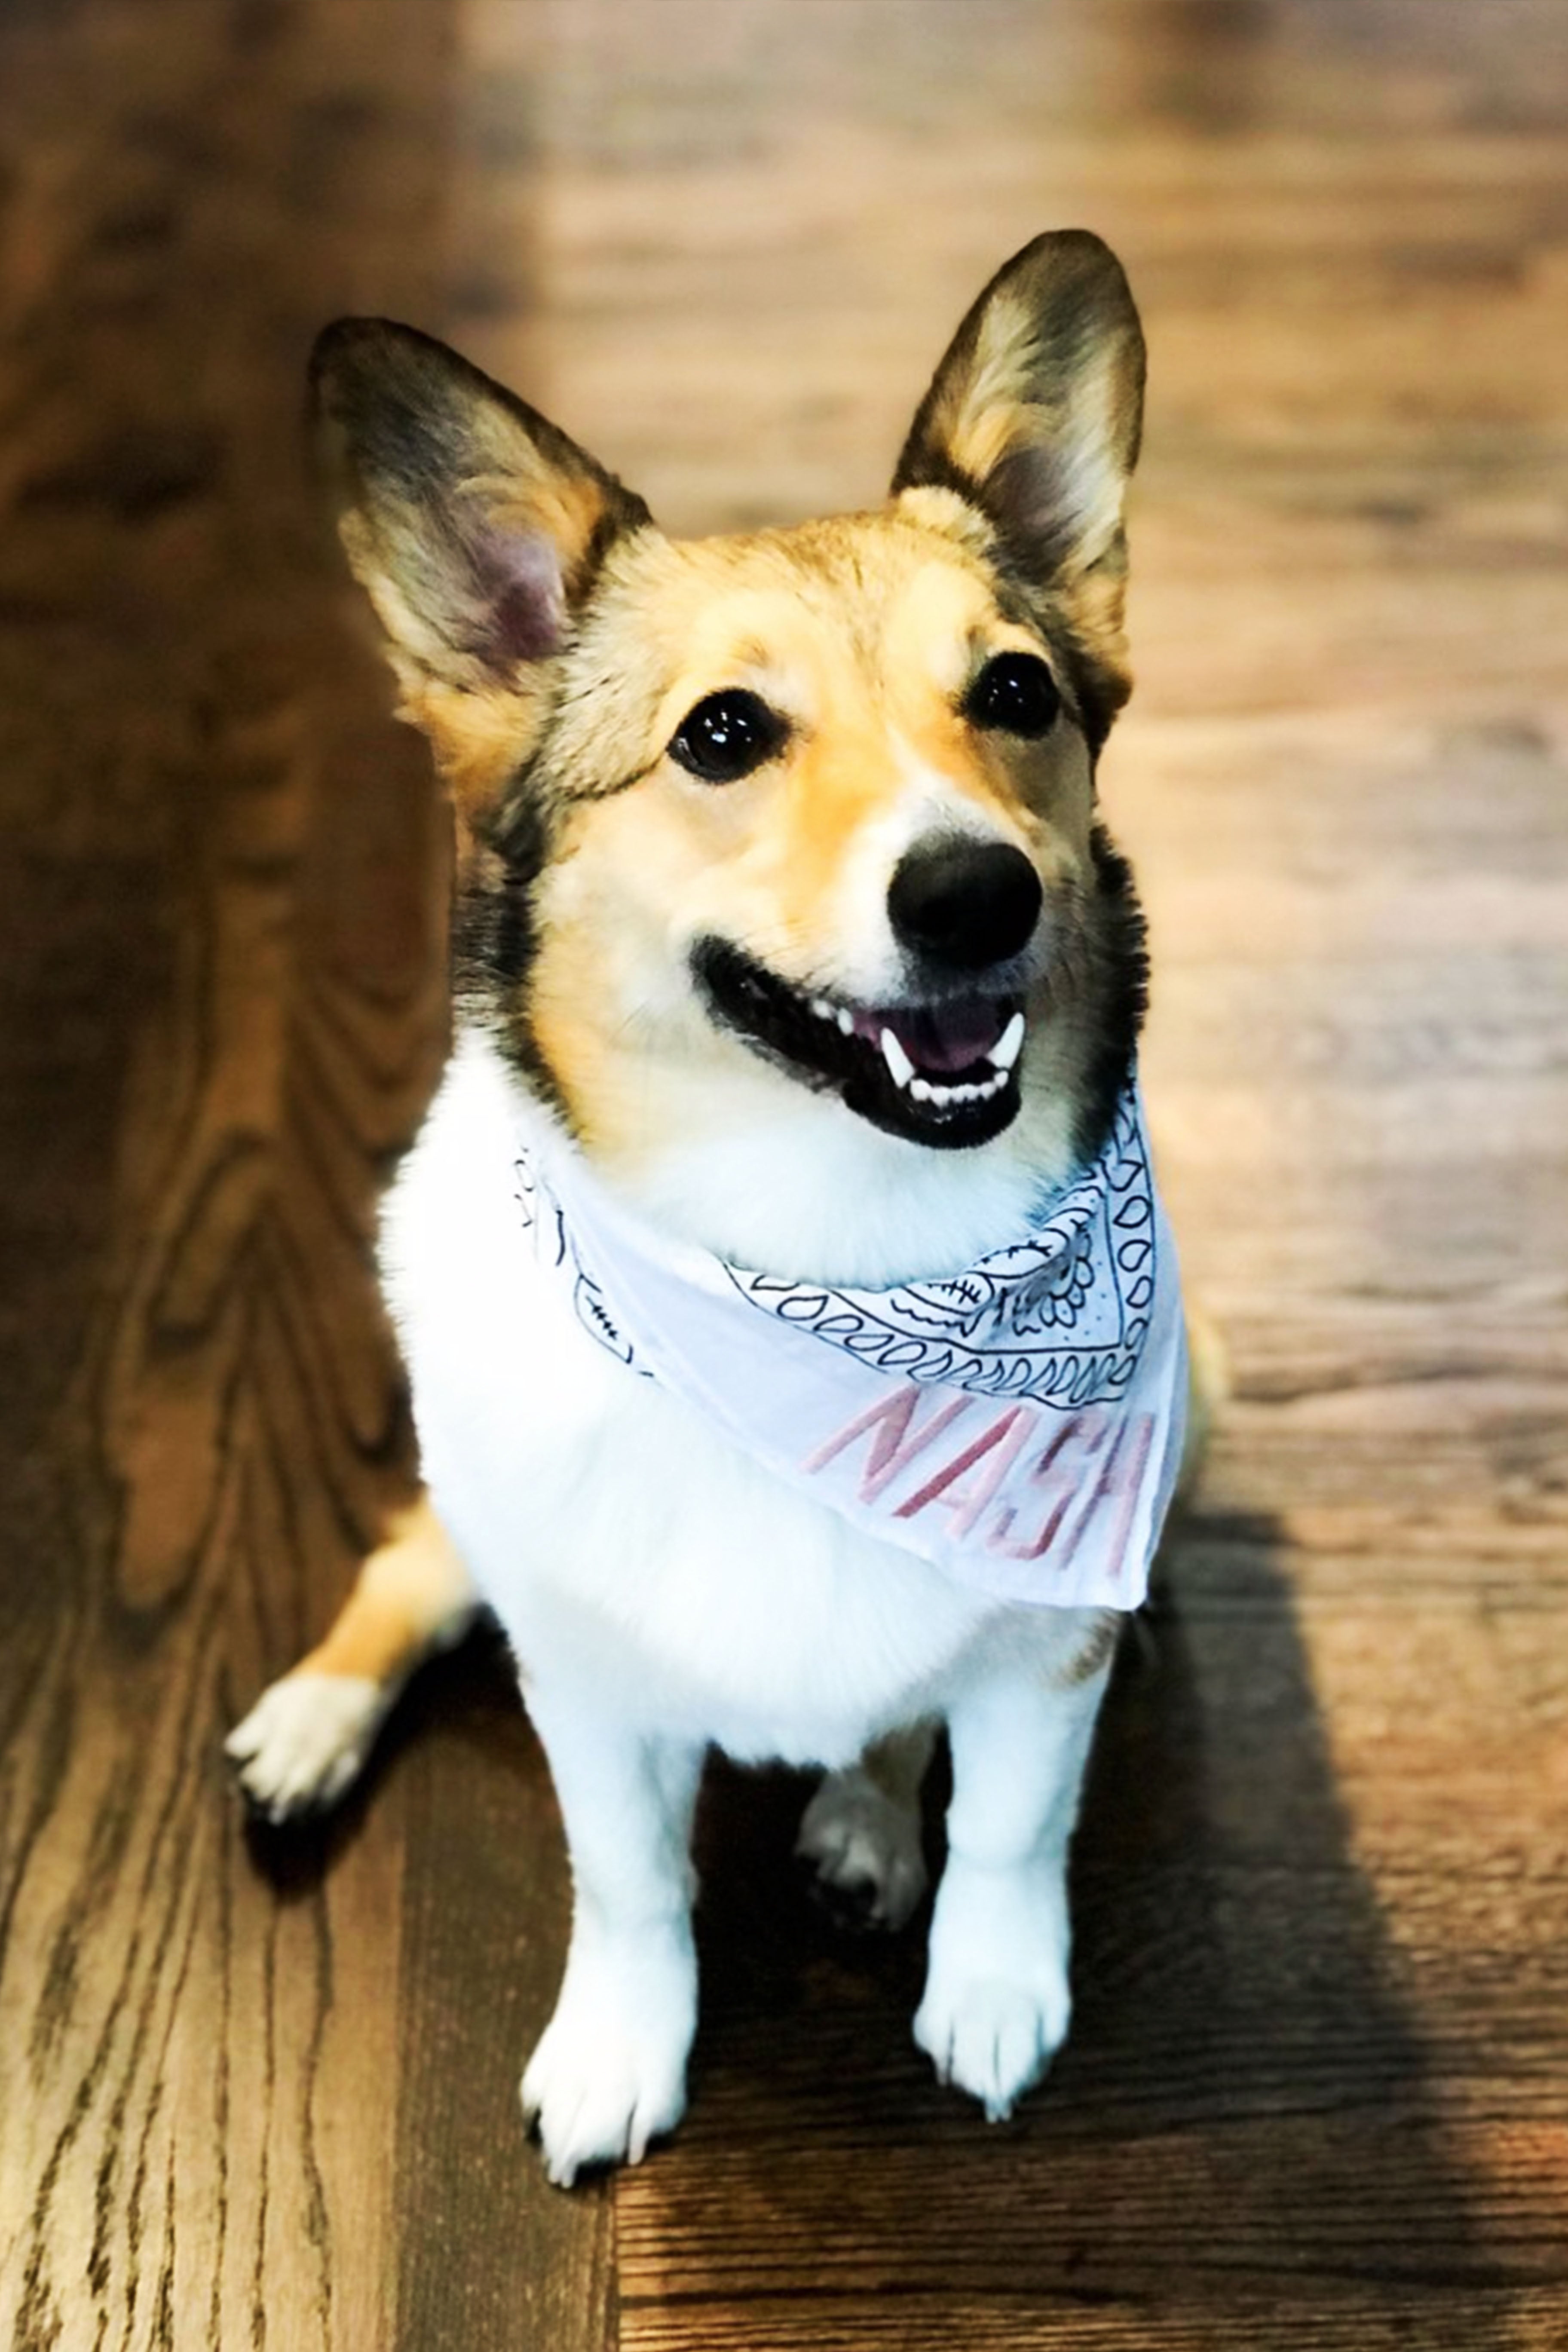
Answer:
[{"left": 855, "top": 998, "right": 1011, "bottom": 1076}]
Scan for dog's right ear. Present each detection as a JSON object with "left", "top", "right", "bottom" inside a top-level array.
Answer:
[
  {"left": 310, "top": 319, "right": 651, "bottom": 805},
  {"left": 892, "top": 233, "right": 1145, "bottom": 749}
]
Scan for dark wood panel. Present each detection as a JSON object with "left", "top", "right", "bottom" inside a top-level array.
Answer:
[
  {"left": 392, "top": 1636, "right": 617, "bottom": 2352},
  {"left": 0, "top": 0, "right": 607, "bottom": 2344}
]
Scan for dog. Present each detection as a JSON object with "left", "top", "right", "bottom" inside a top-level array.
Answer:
[{"left": 227, "top": 230, "right": 1213, "bottom": 2187}]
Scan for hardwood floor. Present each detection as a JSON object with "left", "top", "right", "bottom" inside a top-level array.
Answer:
[{"left": 1, "top": 0, "right": 1564, "bottom": 2345}]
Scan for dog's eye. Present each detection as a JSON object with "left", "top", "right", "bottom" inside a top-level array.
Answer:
[
  {"left": 668, "top": 690, "right": 789, "bottom": 784},
  {"left": 965, "top": 652, "right": 1060, "bottom": 740}
]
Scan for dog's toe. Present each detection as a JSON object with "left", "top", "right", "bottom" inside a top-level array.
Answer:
[
  {"left": 913, "top": 1973, "right": 1068, "bottom": 2121},
  {"left": 522, "top": 2043, "right": 683, "bottom": 2189},
  {"left": 914, "top": 1853, "right": 1072, "bottom": 2119},
  {"left": 521, "top": 1920, "right": 696, "bottom": 2187},
  {"left": 521, "top": 1975, "right": 691, "bottom": 2187},
  {"left": 226, "top": 1672, "right": 389, "bottom": 1824}
]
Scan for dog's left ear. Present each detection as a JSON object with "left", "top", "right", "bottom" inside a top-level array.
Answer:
[
  {"left": 310, "top": 318, "right": 652, "bottom": 809},
  {"left": 893, "top": 230, "right": 1145, "bottom": 740}
]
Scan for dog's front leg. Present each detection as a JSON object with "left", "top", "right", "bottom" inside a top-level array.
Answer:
[
  {"left": 520, "top": 1687, "right": 704, "bottom": 2186},
  {"left": 915, "top": 1652, "right": 1114, "bottom": 2121}
]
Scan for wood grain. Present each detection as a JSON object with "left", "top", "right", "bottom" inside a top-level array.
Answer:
[
  {"left": 1, "top": 0, "right": 1565, "bottom": 2346},
  {"left": 0, "top": 0, "right": 612, "bottom": 2344}
]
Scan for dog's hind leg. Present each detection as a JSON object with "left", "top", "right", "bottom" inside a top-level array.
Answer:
[
  {"left": 796, "top": 1723, "right": 935, "bottom": 1932},
  {"left": 226, "top": 1491, "right": 478, "bottom": 1823}
]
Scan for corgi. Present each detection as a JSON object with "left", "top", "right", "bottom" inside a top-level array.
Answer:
[{"left": 228, "top": 230, "right": 1213, "bottom": 2187}]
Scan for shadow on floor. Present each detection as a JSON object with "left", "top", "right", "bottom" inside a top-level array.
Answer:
[
  {"left": 662, "top": 1512, "right": 1512, "bottom": 2334},
  {"left": 238, "top": 1504, "right": 1508, "bottom": 2339}
]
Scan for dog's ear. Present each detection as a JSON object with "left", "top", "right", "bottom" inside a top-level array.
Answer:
[
  {"left": 892, "top": 231, "right": 1145, "bottom": 739},
  {"left": 310, "top": 318, "right": 651, "bottom": 805}
]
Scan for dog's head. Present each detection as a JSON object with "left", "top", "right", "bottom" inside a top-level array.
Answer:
[{"left": 313, "top": 232, "right": 1147, "bottom": 1237}]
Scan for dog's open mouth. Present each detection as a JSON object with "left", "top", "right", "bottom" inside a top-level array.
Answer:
[{"left": 692, "top": 937, "right": 1026, "bottom": 1149}]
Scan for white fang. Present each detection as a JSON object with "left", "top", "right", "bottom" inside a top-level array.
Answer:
[
  {"left": 991, "top": 1011, "right": 1026, "bottom": 1072},
  {"left": 880, "top": 1029, "right": 916, "bottom": 1090}
]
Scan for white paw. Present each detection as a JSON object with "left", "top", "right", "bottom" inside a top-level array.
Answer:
[
  {"left": 225, "top": 1672, "right": 390, "bottom": 1822},
  {"left": 521, "top": 1928, "right": 695, "bottom": 2188},
  {"left": 796, "top": 1768, "right": 928, "bottom": 1932},
  {"left": 913, "top": 1858, "right": 1072, "bottom": 2121}
]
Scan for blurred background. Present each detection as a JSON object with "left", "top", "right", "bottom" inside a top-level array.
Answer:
[{"left": 1, "top": 3, "right": 1565, "bottom": 2346}]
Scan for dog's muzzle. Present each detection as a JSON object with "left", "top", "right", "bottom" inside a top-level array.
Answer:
[{"left": 690, "top": 936, "right": 1032, "bottom": 1151}]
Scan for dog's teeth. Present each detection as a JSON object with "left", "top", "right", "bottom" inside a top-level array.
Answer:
[
  {"left": 880, "top": 1029, "right": 916, "bottom": 1090},
  {"left": 894, "top": 1049, "right": 1011, "bottom": 1114},
  {"left": 836, "top": 1008, "right": 854, "bottom": 1035},
  {"left": 991, "top": 1011, "right": 1026, "bottom": 1073},
  {"left": 810, "top": 997, "right": 834, "bottom": 1020}
]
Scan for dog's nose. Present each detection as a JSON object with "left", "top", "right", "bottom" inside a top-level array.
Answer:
[{"left": 886, "top": 837, "right": 1043, "bottom": 971}]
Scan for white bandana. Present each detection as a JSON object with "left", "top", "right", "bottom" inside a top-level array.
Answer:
[{"left": 512, "top": 1084, "right": 1187, "bottom": 1613}]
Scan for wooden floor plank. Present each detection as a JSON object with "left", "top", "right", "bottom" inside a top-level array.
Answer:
[{"left": 619, "top": 2288, "right": 1568, "bottom": 2352}]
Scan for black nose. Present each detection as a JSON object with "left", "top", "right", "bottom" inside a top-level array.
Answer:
[{"left": 886, "top": 837, "right": 1043, "bottom": 971}]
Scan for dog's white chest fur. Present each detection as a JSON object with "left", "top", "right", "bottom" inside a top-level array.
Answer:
[{"left": 380, "top": 1029, "right": 1091, "bottom": 1767}]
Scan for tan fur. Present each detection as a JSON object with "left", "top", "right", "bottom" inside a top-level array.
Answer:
[
  {"left": 522, "top": 517, "right": 1099, "bottom": 1165},
  {"left": 1057, "top": 1611, "right": 1121, "bottom": 1688},
  {"left": 893, "top": 234, "right": 1144, "bottom": 717},
  {"left": 926, "top": 288, "right": 1051, "bottom": 483},
  {"left": 322, "top": 234, "right": 1143, "bottom": 860},
  {"left": 300, "top": 1495, "right": 474, "bottom": 1686},
  {"left": 402, "top": 677, "right": 550, "bottom": 821}
]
